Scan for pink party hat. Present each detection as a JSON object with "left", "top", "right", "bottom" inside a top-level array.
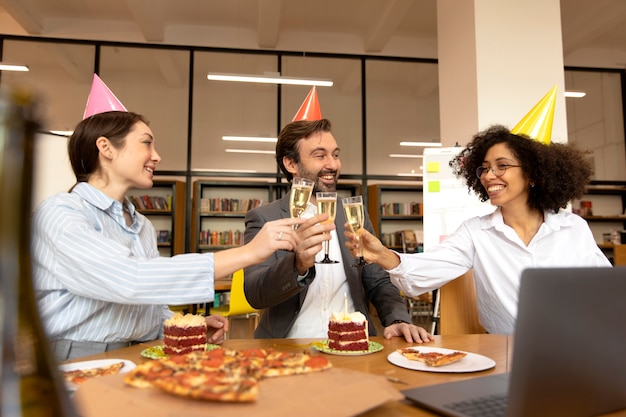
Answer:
[
  {"left": 511, "top": 85, "right": 557, "bottom": 145},
  {"left": 83, "top": 74, "right": 127, "bottom": 119},
  {"left": 292, "top": 86, "right": 322, "bottom": 121}
]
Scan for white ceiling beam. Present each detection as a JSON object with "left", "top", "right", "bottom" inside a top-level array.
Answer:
[
  {"left": 0, "top": 0, "right": 43, "bottom": 34},
  {"left": 257, "top": 0, "right": 283, "bottom": 48},
  {"left": 364, "top": 0, "right": 415, "bottom": 53},
  {"left": 124, "top": 0, "right": 165, "bottom": 42}
]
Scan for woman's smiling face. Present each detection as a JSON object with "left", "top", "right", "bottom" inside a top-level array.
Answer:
[{"left": 480, "top": 142, "right": 529, "bottom": 208}]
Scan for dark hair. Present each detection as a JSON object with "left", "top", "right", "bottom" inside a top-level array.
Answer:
[
  {"left": 450, "top": 124, "right": 593, "bottom": 213},
  {"left": 275, "top": 119, "right": 332, "bottom": 181},
  {"left": 68, "top": 111, "right": 148, "bottom": 183}
]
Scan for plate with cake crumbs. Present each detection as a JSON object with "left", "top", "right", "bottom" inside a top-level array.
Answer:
[
  {"left": 310, "top": 340, "right": 384, "bottom": 356},
  {"left": 140, "top": 343, "right": 221, "bottom": 359}
]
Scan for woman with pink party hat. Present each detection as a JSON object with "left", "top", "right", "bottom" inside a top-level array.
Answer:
[
  {"left": 31, "top": 74, "right": 328, "bottom": 361},
  {"left": 344, "top": 86, "right": 611, "bottom": 335}
]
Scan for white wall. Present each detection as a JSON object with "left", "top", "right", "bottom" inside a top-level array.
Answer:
[{"left": 32, "top": 133, "right": 75, "bottom": 211}]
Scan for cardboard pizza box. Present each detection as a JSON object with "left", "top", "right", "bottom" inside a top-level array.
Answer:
[{"left": 73, "top": 367, "right": 403, "bottom": 417}]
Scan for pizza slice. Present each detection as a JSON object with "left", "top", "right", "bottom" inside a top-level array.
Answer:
[
  {"left": 259, "top": 350, "right": 332, "bottom": 378},
  {"left": 150, "top": 370, "right": 259, "bottom": 402},
  {"left": 398, "top": 348, "right": 467, "bottom": 367},
  {"left": 63, "top": 361, "right": 126, "bottom": 385},
  {"left": 123, "top": 347, "right": 332, "bottom": 402}
]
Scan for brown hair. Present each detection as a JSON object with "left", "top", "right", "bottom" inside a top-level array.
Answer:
[
  {"left": 275, "top": 119, "right": 332, "bottom": 181},
  {"left": 68, "top": 111, "right": 148, "bottom": 183}
]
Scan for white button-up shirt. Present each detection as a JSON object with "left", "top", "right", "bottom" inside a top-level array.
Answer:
[{"left": 387, "top": 208, "right": 611, "bottom": 334}]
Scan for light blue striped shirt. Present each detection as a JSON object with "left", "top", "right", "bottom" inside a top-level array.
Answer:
[{"left": 32, "top": 182, "right": 215, "bottom": 343}]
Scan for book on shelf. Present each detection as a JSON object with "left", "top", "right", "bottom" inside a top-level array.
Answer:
[
  {"left": 130, "top": 194, "right": 171, "bottom": 211},
  {"left": 199, "top": 197, "right": 264, "bottom": 213},
  {"left": 198, "top": 229, "right": 244, "bottom": 246},
  {"left": 380, "top": 202, "right": 423, "bottom": 216},
  {"left": 380, "top": 229, "right": 423, "bottom": 253}
]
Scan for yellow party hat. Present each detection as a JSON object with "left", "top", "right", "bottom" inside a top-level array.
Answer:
[{"left": 511, "top": 85, "right": 557, "bottom": 144}]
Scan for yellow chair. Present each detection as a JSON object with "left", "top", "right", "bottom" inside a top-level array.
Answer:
[{"left": 209, "top": 269, "right": 259, "bottom": 338}]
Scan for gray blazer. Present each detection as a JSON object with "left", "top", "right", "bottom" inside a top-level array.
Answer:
[{"left": 243, "top": 193, "right": 411, "bottom": 338}]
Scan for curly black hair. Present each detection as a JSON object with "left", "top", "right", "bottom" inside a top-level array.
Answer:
[{"left": 450, "top": 125, "right": 593, "bottom": 213}]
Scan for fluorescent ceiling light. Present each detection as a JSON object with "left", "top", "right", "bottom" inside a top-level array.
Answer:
[
  {"left": 207, "top": 73, "right": 333, "bottom": 87},
  {"left": 225, "top": 149, "right": 275, "bottom": 155},
  {"left": 197, "top": 168, "right": 257, "bottom": 173},
  {"left": 564, "top": 91, "right": 586, "bottom": 98},
  {"left": 0, "top": 63, "right": 29, "bottom": 71},
  {"left": 222, "top": 136, "right": 277, "bottom": 143},
  {"left": 49, "top": 130, "right": 73, "bottom": 136},
  {"left": 400, "top": 141, "right": 442, "bottom": 147},
  {"left": 390, "top": 154, "right": 423, "bottom": 158}
]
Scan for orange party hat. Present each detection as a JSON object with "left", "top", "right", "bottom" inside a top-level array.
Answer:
[
  {"left": 292, "top": 86, "right": 322, "bottom": 121},
  {"left": 511, "top": 85, "right": 557, "bottom": 145},
  {"left": 83, "top": 74, "right": 127, "bottom": 119}
]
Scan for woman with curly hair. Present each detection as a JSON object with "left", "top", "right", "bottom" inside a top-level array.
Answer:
[{"left": 345, "top": 125, "right": 611, "bottom": 334}]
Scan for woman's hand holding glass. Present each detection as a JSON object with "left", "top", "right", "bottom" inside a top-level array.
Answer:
[
  {"left": 343, "top": 226, "right": 402, "bottom": 271},
  {"left": 342, "top": 195, "right": 367, "bottom": 267}
]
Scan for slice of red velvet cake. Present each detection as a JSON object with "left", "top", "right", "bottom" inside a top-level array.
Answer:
[
  {"left": 163, "top": 312, "right": 207, "bottom": 355},
  {"left": 327, "top": 311, "right": 369, "bottom": 351}
]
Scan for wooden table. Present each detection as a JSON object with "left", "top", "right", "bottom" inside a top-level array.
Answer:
[
  {"left": 66, "top": 335, "right": 626, "bottom": 416},
  {"left": 66, "top": 335, "right": 506, "bottom": 416}
]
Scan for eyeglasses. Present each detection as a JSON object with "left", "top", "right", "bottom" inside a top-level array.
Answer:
[{"left": 476, "top": 164, "right": 522, "bottom": 178}]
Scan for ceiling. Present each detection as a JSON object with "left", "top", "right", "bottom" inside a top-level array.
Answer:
[{"left": 2, "top": 0, "right": 626, "bottom": 67}]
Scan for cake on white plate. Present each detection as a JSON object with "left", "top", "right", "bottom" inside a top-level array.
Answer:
[{"left": 327, "top": 311, "right": 369, "bottom": 351}]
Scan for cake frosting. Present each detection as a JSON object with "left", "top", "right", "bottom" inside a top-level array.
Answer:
[
  {"left": 327, "top": 311, "right": 369, "bottom": 351},
  {"left": 163, "top": 312, "right": 207, "bottom": 355}
]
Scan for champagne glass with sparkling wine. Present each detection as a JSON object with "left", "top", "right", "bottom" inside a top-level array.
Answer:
[
  {"left": 289, "top": 177, "right": 314, "bottom": 227},
  {"left": 316, "top": 192, "right": 338, "bottom": 264},
  {"left": 342, "top": 195, "right": 367, "bottom": 267}
]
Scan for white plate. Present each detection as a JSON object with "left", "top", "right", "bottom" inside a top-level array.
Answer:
[
  {"left": 59, "top": 359, "right": 136, "bottom": 390},
  {"left": 387, "top": 346, "right": 495, "bottom": 373}
]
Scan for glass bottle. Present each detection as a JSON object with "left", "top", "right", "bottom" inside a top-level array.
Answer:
[{"left": 0, "top": 88, "right": 77, "bottom": 416}]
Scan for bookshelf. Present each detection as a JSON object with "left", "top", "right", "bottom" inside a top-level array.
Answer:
[
  {"left": 128, "top": 180, "right": 186, "bottom": 256},
  {"left": 191, "top": 181, "right": 289, "bottom": 253},
  {"left": 572, "top": 181, "right": 626, "bottom": 262},
  {"left": 367, "top": 184, "right": 423, "bottom": 252}
]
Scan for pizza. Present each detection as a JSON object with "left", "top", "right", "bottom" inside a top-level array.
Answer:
[
  {"left": 124, "top": 347, "right": 332, "bottom": 402},
  {"left": 397, "top": 348, "right": 467, "bottom": 367},
  {"left": 62, "top": 361, "right": 126, "bottom": 386}
]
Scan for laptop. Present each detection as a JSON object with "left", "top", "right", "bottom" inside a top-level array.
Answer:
[{"left": 402, "top": 266, "right": 626, "bottom": 417}]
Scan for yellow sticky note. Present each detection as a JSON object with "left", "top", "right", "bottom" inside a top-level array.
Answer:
[
  {"left": 426, "top": 161, "right": 440, "bottom": 173},
  {"left": 428, "top": 181, "right": 440, "bottom": 192}
]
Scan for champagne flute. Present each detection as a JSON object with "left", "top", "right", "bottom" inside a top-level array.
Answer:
[
  {"left": 342, "top": 195, "right": 367, "bottom": 267},
  {"left": 316, "top": 192, "right": 338, "bottom": 264},
  {"left": 289, "top": 177, "right": 314, "bottom": 228}
]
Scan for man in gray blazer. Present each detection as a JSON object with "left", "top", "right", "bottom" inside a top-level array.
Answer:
[{"left": 243, "top": 118, "right": 433, "bottom": 343}]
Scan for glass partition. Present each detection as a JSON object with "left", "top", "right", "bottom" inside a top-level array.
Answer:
[
  {"left": 100, "top": 46, "right": 190, "bottom": 172},
  {"left": 365, "top": 59, "right": 439, "bottom": 177},
  {"left": 0, "top": 40, "right": 94, "bottom": 132},
  {"left": 191, "top": 51, "right": 278, "bottom": 174},
  {"left": 281, "top": 55, "right": 362, "bottom": 175},
  {"left": 565, "top": 69, "right": 626, "bottom": 180},
  {"left": 2, "top": 36, "right": 625, "bottom": 183}
]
